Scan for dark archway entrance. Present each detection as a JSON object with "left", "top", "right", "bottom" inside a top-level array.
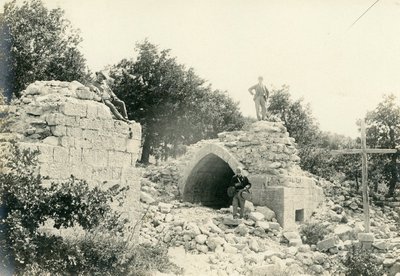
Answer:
[{"left": 183, "top": 153, "right": 234, "bottom": 208}]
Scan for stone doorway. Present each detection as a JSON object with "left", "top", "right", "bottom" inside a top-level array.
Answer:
[{"left": 183, "top": 153, "right": 234, "bottom": 208}]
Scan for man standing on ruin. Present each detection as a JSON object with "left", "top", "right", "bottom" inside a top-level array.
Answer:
[
  {"left": 248, "top": 76, "right": 269, "bottom": 121},
  {"left": 90, "top": 71, "right": 129, "bottom": 122},
  {"left": 230, "top": 167, "right": 251, "bottom": 219}
]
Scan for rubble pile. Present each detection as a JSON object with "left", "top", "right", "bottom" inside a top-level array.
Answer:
[
  {"left": 139, "top": 160, "right": 400, "bottom": 275},
  {"left": 139, "top": 201, "right": 344, "bottom": 276},
  {"left": 309, "top": 179, "right": 400, "bottom": 275}
]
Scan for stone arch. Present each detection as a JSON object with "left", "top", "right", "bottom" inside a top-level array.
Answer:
[{"left": 180, "top": 144, "right": 243, "bottom": 208}]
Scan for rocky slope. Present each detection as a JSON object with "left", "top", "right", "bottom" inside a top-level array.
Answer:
[{"left": 138, "top": 160, "right": 400, "bottom": 276}]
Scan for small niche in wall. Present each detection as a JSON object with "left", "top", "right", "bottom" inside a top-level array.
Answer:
[{"left": 295, "top": 209, "right": 304, "bottom": 223}]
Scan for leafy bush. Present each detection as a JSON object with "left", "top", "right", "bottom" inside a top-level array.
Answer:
[
  {"left": 299, "top": 222, "right": 330, "bottom": 245},
  {"left": 0, "top": 143, "right": 178, "bottom": 275},
  {"left": 342, "top": 245, "right": 384, "bottom": 276}
]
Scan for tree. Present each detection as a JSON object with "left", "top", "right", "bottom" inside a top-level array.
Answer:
[
  {"left": 110, "top": 41, "right": 244, "bottom": 163},
  {"left": 365, "top": 94, "right": 400, "bottom": 196},
  {"left": 0, "top": 0, "right": 89, "bottom": 98}
]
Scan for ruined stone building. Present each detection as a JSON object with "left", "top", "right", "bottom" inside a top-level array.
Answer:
[
  {"left": 180, "top": 121, "right": 324, "bottom": 230},
  {"left": 0, "top": 81, "right": 323, "bottom": 231}
]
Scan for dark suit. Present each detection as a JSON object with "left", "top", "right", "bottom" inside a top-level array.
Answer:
[{"left": 230, "top": 174, "right": 251, "bottom": 218}]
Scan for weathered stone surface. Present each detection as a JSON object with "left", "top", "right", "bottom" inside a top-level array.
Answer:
[
  {"left": 255, "top": 206, "right": 276, "bottom": 221},
  {"left": 317, "top": 236, "right": 339, "bottom": 251},
  {"left": 248, "top": 212, "right": 265, "bottom": 222},
  {"left": 140, "top": 191, "right": 156, "bottom": 204},
  {"left": 207, "top": 236, "right": 225, "bottom": 251},
  {"left": 384, "top": 258, "right": 397, "bottom": 267},
  {"left": 334, "top": 225, "right": 354, "bottom": 241},
  {"left": 223, "top": 217, "right": 241, "bottom": 226},
  {"left": 255, "top": 221, "right": 270, "bottom": 231},
  {"left": 195, "top": 234, "right": 208, "bottom": 244},
  {"left": 269, "top": 222, "right": 281, "bottom": 230},
  {"left": 251, "top": 264, "right": 283, "bottom": 276},
  {"left": 0, "top": 81, "right": 142, "bottom": 240},
  {"left": 179, "top": 121, "right": 324, "bottom": 230},
  {"left": 389, "top": 262, "right": 400, "bottom": 276},
  {"left": 158, "top": 202, "right": 173, "bottom": 214}
]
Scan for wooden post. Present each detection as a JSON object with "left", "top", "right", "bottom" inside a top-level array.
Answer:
[
  {"left": 332, "top": 119, "right": 397, "bottom": 246},
  {"left": 360, "top": 120, "right": 370, "bottom": 233}
]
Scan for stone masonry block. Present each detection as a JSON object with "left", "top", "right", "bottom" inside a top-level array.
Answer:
[
  {"left": 97, "top": 104, "right": 112, "bottom": 120},
  {"left": 42, "top": 136, "right": 60, "bottom": 146},
  {"left": 126, "top": 139, "right": 141, "bottom": 153},
  {"left": 69, "top": 147, "right": 82, "bottom": 164},
  {"left": 60, "top": 136, "right": 75, "bottom": 148},
  {"left": 60, "top": 100, "right": 87, "bottom": 117},
  {"left": 82, "top": 149, "right": 108, "bottom": 167},
  {"left": 112, "top": 167, "right": 122, "bottom": 180},
  {"left": 45, "top": 114, "right": 77, "bottom": 126},
  {"left": 101, "top": 119, "right": 115, "bottom": 131},
  {"left": 128, "top": 123, "right": 141, "bottom": 140},
  {"left": 74, "top": 138, "right": 93, "bottom": 149},
  {"left": 37, "top": 145, "right": 54, "bottom": 164},
  {"left": 86, "top": 102, "right": 98, "bottom": 119},
  {"left": 91, "top": 135, "right": 114, "bottom": 150},
  {"left": 81, "top": 129, "right": 99, "bottom": 143},
  {"left": 50, "top": 125, "right": 67, "bottom": 137},
  {"left": 114, "top": 121, "right": 130, "bottom": 135},
  {"left": 53, "top": 146, "right": 69, "bottom": 165},
  {"left": 108, "top": 151, "right": 132, "bottom": 168},
  {"left": 112, "top": 136, "right": 128, "bottom": 151},
  {"left": 92, "top": 166, "right": 113, "bottom": 182},
  {"left": 80, "top": 118, "right": 102, "bottom": 130},
  {"left": 69, "top": 164, "right": 92, "bottom": 180},
  {"left": 66, "top": 127, "right": 83, "bottom": 137}
]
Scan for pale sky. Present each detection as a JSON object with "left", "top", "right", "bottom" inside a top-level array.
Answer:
[{"left": 3, "top": 0, "right": 400, "bottom": 137}]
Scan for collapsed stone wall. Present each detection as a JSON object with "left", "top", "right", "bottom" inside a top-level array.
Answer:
[
  {"left": 0, "top": 80, "right": 142, "bottom": 227},
  {"left": 180, "top": 121, "right": 324, "bottom": 229}
]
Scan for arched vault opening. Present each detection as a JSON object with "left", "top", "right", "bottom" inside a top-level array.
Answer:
[{"left": 181, "top": 144, "right": 243, "bottom": 209}]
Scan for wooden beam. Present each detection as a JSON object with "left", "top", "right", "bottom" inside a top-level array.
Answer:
[
  {"left": 332, "top": 149, "right": 362, "bottom": 155},
  {"left": 361, "top": 120, "right": 370, "bottom": 233},
  {"left": 332, "top": 149, "right": 396, "bottom": 155},
  {"left": 365, "top": 149, "right": 397, "bottom": 154}
]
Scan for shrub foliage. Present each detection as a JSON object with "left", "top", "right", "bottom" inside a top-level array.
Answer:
[{"left": 0, "top": 143, "right": 178, "bottom": 275}]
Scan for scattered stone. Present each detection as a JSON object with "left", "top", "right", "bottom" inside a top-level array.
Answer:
[
  {"left": 383, "top": 258, "right": 397, "bottom": 267},
  {"left": 207, "top": 236, "right": 225, "bottom": 251},
  {"left": 316, "top": 236, "right": 338, "bottom": 251},
  {"left": 235, "top": 224, "right": 249, "bottom": 236},
  {"left": 245, "top": 201, "right": 255, "bottom": 213},
  {"left": 389, "top": 262, "right": 400, "bottom": 275},
  {"left": 251, "top": 264, "right": 282, "bottom": 276},
  {"left": 269, "top": 222, "right": 281, "bottom": 230},
  {"left": 196, "top": 244, "right": 209, "bottom": 253},
  {"left": 255, "top": 206, "right": 276, "bottom": 221},
  {"left": 310, "top": 264, "right": 324, "bottom": 274},
  {"left": 334, "top": 225, "right": 354, "bottom": 241},
  {"left": 140, "top": 191, "right": 155, "bottom": 204},
  {"left": 158, "top": 202, "right": 173, "bottom": 213},
  {"left": 223, "top": 217, "right": 241, "bottom": 226},
  {"left": 224, "top": 244, "right": 238, "bottom": 254},
  {"left": 249, "top": 239, "right": 260, "bottom": 252},
  {"left": 373, "top": 240, "right": 388, "bottom": 250},
  {"left": 255, "top": 221, "right": 270, "bottom": 231},
  {"left": 283, "top": 231, "right": 300, "bottom": 241},
  {"left": 195, "top": 234, "right": 208, "bottom": 244},
  {"left": 248, "top": 212, "right": 265, "bottom": 222},
  {"left": 298, "top": 244, "right": 311, "bottom": 253}
]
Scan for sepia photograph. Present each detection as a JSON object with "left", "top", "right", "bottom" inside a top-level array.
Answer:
[{"left": 0, "top": 0, "right": 400, "bottom": 275}]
